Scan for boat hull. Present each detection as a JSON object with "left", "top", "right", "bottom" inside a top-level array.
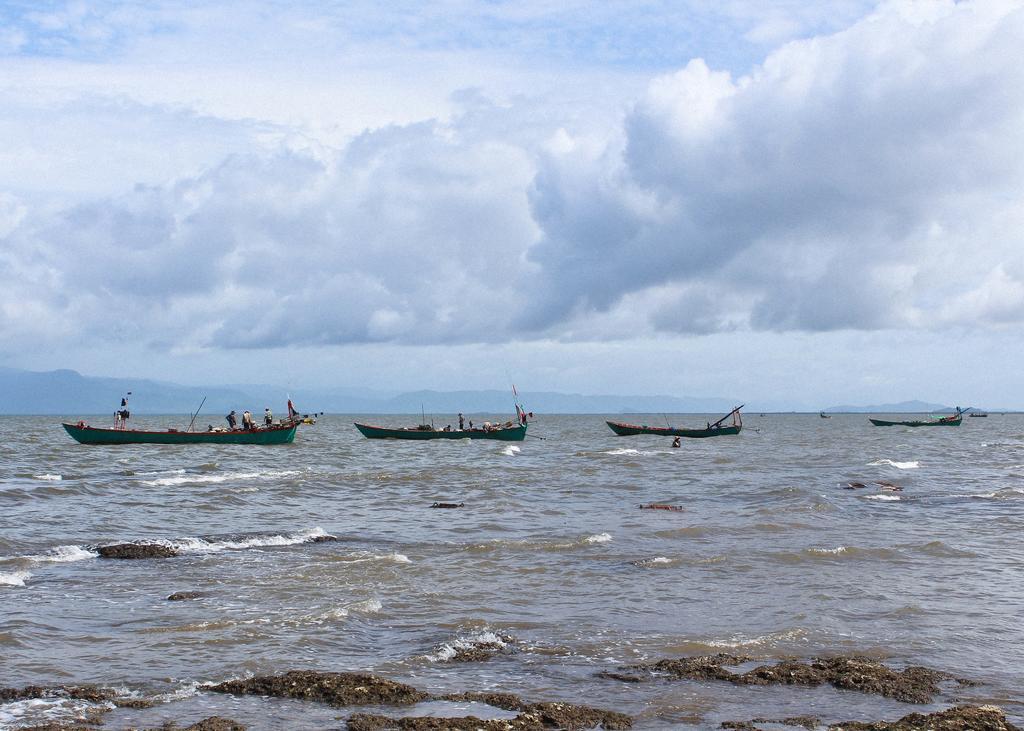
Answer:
[
  {"left": 62, "top": 423, "right": 297, "bottom": 445},
  {"left": 354, "top": 422, "right": 527, "bottom": 441},
  {"left": 868, "top": 417, "right": 962, "bottom": 427},
  {"left": 606, "top": 421, "right": 741, "bottom": 438}
]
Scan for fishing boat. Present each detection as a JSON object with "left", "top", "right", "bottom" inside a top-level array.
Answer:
[
  {"left": 62, "top": 421, "right": 298, "bottom": 445},
  {"left": 607, "top": 406, "right": 743, "bottom": 438},
  {"left": 820, "top": 412, "right": 831, "bottom": 419},
  {"left": 356, "top": 387, "right": 530, "bottom": 441},
  {"left": 354, "top": 421, "right": 527, "bottom": 441},
  {"left": 868, "top": 408, "right": 963, "bottom": 427},
  {"left": 969, "top": 412, "right": 988, "bottom": 418}
]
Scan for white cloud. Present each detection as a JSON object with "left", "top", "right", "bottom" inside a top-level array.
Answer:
[{"left": 1, "top": 0, "right": 1022, "bottom": 401}]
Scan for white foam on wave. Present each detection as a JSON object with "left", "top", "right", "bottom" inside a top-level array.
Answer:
[
  {"left": 152, "top": 527, "right": 330, "bottom": 554},
  {"left": 869, "top": 459, "right": 920, "bottom": 469},
  {"left": 0, "top": 570, "right": 31, "bottom": 587},
  {"left": 633, "top": 556, "right": 675, "bottom": 567},
  {"left": 33, "top": 474, "right": 63, "bottom": 481},
  {"left": 0, "top": 697, "right": 115, "bottom": 726},
  {"left": 333, "top": 551, "right": 411, "bottom": 564},
  {"left": 605, "top": 448, "right": 643, "bottom": 456},
  {"left": 585, "top": 532, "right": 613, "bottom": 544},
  {"left": 25, "top": 545, "right": 98, "bottom": 563},
  {"left": 702, "top": 627, "right": 808, "bottom": 650},
  {"left": 809, "top": 546, "right": 848, "bottom": 555},
  {"left": 865, "top": 494, "right": 902, "bottom": 501},
  {"left": 501, "top": 445, "right": 521, "bottom": 456},
  {"left": 140, "top": 468, "right": 301, "bottom": 487},
  {"left": 425, "top": 630, "right": 510, "bottom": 662}
]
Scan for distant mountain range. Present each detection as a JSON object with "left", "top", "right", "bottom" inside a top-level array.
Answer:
[
  {"left": 821, "top": 400, "right": 1001, "bottom": 413},
  {"left": 0, "top": 367, "right": 743, "bottom": 415}
]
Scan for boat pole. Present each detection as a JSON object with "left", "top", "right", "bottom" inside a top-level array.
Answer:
[{"left": 187, "top": 396, "right": 207, "bottom": 433}]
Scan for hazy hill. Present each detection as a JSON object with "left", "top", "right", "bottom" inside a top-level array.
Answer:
[{"left": 0, "top": 367, "right": 741, "bottom": 415}]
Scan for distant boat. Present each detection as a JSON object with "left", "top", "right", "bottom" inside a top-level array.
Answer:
[
  {"left": 354, "top": 421, "right": 527, "bottom": 441},
  {"left": 63, "top": 421, "right": 298, "bottom": 445},
  {"left": 820, "top": 412, "right": 831, "bottom": 419},
  {"left": 969, "top": 412, "right": 988, "bottom": 418},
  {"left": 869, "top": 408, "right": 963, "bottom": 427},
  {"left": 607, "top": 406, "right": 743, "bottom": 438}
]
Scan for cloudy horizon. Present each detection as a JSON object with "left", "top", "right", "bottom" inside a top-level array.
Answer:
[{"left": 2, "top": 0, "right": 1022, "bottom": 410}]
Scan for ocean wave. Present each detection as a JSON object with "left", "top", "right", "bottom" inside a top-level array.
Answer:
[
  {"left": 24, "top": 545, "right": 99, "bottom": 563},
  {"left": 864, "top": 494, "right": 901, "bottom": 501},
  {"left": 303, "top": 598, "right": 384, "bottom": 624},
  {"left": 667, "top": 628, "right": 809, "bottom": 654},
  {"left": 868, "top": 459, "right": 920, "bottom": 469},
  {"left": 33, "top": 474, "right": 63, "bottom": 481},
  {"left": 501, "top": 445, "right": 521, "bottom": 456},
  {"left": 466, "top": 532, "right": 613, "bottom": 553},
  {"left": 139, "top": 468, "right": 301, "bottom": 487},
  {"left": 0, "top": 570, "right": 31, "bottom": 587},
  {"left": 425, "top": 630, "right": 512, "bottom": 662},
  {"left": 772, "top": 545, "right": 901, "bottom": 563},
  {"left": 331, "top": 551, "right": 411, "bottom": 564},
  {"left": 632, "top": 556, "right": 676, "bottom": 568},
  {"left": 152, "top": 527, "right": 330, "bottom": 553},
  {"left": 0, "top": 696, "right": 115, "bottom": 727}
]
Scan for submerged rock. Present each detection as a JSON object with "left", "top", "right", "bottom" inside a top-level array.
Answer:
[
  {"left": 166, "top": 591, "right": 203, "bottom": 601},
  {"left": 0, "top": 684, "right": 116, "bottom": 703},
  {"left": 828, "top": 704, "right": 1020, "bottom": 730},
  {"left": 97, "top": 543, "right": 178, "bottom": 559},
  {"left": 620, "top": 654, "right": 956, "bottom": 703},
  {"left": 209, "top": 670, "right": 428, "bottom": 707},
  {"left": 310, "top": 535, "right": 339, "bottom": 543},
  {"left": 722, "top": 717, "right": 820, "bottom": 730},
  {"left": 347, "top": 700, "right": 632, "bottom": 730},
  {"left": 439, "top": 691, "right": 528, "bottom": 711},
  {"left": 347, "top": 714, "right": 524, "bottom": 730},
  {"left": 518, "top": 702, "right": 631, "bottom": 730}
]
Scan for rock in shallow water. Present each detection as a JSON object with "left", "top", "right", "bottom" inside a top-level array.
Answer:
[
  {"left": 209, "top": 670, "right": 428, "bottom": 707},
  {"left": 620, "top": 654, "right": 958, "bottom": 703},
  {"left": 96, "top": 543, "right": 178, "bottom": 559},
  {"left": 166, "top": 591, "right": 203, "bottom": 601},
  {"left": 723, "top": 704, "right": 1020, "bottom": 731}
]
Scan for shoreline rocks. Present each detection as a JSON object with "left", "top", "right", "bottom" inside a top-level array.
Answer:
[
  {"left": 209, "top": 670, "right": 429, "bottom": 707},
  {"left": 722, "top": 704, "right": 1020, "bottom": 731},
  {"left": 96, "top": 543, "right": 178, "bottom": 560},
  {"left": 617, "top": 654, "right": 959, "bottom": 703}
]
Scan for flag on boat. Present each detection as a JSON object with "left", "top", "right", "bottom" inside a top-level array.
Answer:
[{"left": 287, "top": 399, "right": 298, "bottom": 419}]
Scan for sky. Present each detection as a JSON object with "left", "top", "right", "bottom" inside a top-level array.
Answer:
[{"left": 1, "top": 0, "right": 1022, "bottom": 409}]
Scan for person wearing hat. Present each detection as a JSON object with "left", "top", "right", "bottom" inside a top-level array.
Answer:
[
  {"left": 226, "top": 410, "right": 237, "bottom": 430},
  {"left": 264, "top": 407, "right": 273, "bottom": 426}
]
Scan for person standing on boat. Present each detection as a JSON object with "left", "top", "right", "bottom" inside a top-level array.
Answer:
[
  {"left": 264, "top": 408, "right": 273, "bottom": 426},
  {"left": 226, "top": 410, "right": 238, "bottom": 430},
  {"left": 458, "top": 413, "right": 465, "bottom": 430},
  {"left": 242, "top": 410, "right": 254, "bottom": 430},
  {"left": 115, "top": 394, "right": 131, "bottom": 429}
]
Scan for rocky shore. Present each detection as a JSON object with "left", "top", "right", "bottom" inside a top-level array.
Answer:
[{"left": 2, "top": 655, "right": 1020, "bottom": 730}]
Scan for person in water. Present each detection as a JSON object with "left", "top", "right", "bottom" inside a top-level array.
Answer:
[
  {"left": 672, "top": 436, "right": 681, "bottom": 448},
  {"left": 226, "top": 410, "right": 237, "bottom": 429}
]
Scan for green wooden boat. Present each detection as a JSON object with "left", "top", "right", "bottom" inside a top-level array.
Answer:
[
  {"left": 868, "top": 408, "right": 962, "bottom": 427},
  {"left": 354, "top": 421, "right": 527, "bottom": 441},
  {"left": 62, "top": 421, "right": 298, "bottom": 445},
  {"left": 607, "top": 405, "right": 744, "bottom": 438}
]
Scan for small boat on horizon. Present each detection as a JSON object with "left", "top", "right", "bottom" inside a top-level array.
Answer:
[
  {"left": 607, "top": 406, "right": 743, "bottom": 438},
  {"left": 869, "top": 407, "right": 963, "bottom": 427},
  {"left": 820, "top": 412, "right": 831, "bottom": 419}
]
